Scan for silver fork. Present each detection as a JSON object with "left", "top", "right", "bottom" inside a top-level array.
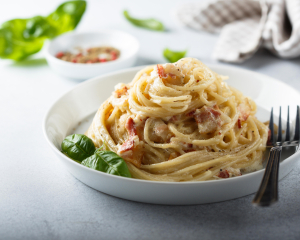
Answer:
[{"left": 252, "top": 106, "right": 300, "bottom": 207}]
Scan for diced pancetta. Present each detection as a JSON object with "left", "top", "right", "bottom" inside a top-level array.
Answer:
[
  {"left": 238, "top": 98, "right": 251, "bottom": 122},
  {"left": 157, "top": 64, "right": 184, "bottom": 85},
  {"left": 153, "top": 119, "right": 170, "bottom": 142},
  {"left": 113, "top": 83, "right": 128, "bottom": 98},
  {"left": 217, "top": 167, "right": 241, "bottom": 178},
  {"left": 217, "top": 170, "right": 230, "bottom": 178},
  {"left": 148, "top": 118, "right": 173, "bottom": 143},
  {"left": 118, "top": 118, "right": 143, "bottom": 168},
  {"left": 125, "top": 117, "right": 137, "bottom": 137},
  {"left": 192, "top": 106, "right": 222, "bottom": 134},
  {"left": 119, "top": 138, "right": 134, "bottom": 153}
]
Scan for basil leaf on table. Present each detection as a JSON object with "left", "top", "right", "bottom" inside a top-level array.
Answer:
[
  {"left": 0, "top": 0, "right": 86, "bottom": 61},
  {"left": 123, "top": 10, "right": 164, "bottom": 31},
  {"left": 163, "top": 48, "right": 187, "bottom": 63},
  {"left": 61, "top": 134, "right": 96, "bottom": 162},
  {"left": 82, "top": 150, "right": 132, "bottom": 178}
]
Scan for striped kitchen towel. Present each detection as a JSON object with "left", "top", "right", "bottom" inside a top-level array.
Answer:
[{"left": 175, "top": 0, "right": 300, "bottom": 63}]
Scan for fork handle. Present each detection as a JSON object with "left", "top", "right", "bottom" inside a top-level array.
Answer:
[{"left": 252, "top": 146, "right": 282, "bottom": 206}]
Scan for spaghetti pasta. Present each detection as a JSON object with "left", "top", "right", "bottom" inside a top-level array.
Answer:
[{"left": 86, "top": 58, "right": 268, "bottom": 181}]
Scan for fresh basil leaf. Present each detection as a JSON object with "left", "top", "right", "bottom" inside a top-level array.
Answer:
[
  {"left": 123, "top": 10, "right": 164, "bottom": 31},
  {"left": 61, "top": 134, "right": 96, "bottom": 162},
  {"left": 82, "top": 150, "right": 132, "bottom": 178},
  {"left": 163, "top": 48, "right": 187, "bottom": 63},
  {"left": 0, "top": 19, "right": 47, "bottom": 60},
  {"left": 0, "top": 1, "right": 86, "bottom": 60},
  {"left": 46, "top": 0, "right": 86, "bottom": 37}
]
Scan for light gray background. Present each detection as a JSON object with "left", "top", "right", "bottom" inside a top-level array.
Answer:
[{"left": 1, "top": 1, "right": 300, "bottom": 239}]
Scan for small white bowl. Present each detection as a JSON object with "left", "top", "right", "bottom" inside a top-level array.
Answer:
[{"left": 45, "top": 31, "right": 139, "bottom": 80}]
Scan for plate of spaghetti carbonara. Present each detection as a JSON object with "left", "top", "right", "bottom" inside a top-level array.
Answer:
[
  {"left": 86, "top": 58, "right": 268, "bottom": 181},
  {"left": 44, "top": 57, "right": 300, "bottom": 204}
]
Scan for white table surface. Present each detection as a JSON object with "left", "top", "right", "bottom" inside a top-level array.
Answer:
[{"left": 1, "top": 1, "right": 300, "bottom": 239}]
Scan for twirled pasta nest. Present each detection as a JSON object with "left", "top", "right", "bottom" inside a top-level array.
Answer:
[{"left": 86, "top": 58, "right": 268, "bottom": 182}]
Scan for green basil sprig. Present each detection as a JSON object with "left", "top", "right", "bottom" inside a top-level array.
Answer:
[
  {"left": 0, "top": 0, "right": 86, "bottom": 61},
  {"left": 61, "top": 134, "right": 95, "bottom": 162},
  {"left": 163, "top": 48, "right": 187, "bottom": 63},
  {"left": 82, "top": 150, "right": 132, "bottom": 178},
  {"left": 61, "top": 134, "right": 131, "bottom": 178},
  {"left": 123, "top": 10, "right": 164, "bottom": 31}
]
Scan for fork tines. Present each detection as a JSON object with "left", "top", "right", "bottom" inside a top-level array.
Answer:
[{"left": 269, "top": 106, "right": 300, "bottom": 147}]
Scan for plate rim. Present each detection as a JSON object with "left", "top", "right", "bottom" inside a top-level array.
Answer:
[{"left": 43, "top": 63, "right": 300, "bottom": 185}]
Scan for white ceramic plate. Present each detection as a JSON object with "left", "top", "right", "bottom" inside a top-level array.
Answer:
[{"left": 43, "top": 65, "right": 300, "bottom": 205}]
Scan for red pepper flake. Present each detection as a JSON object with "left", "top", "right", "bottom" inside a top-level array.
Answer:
[
  {"left": 219, "top": 132, "right": 221, "bottom": 135},
  {"left": 197, "top": 80, "right": 200, "bottom": 82},
  {"left": 55, "top": 52, "right": 64, "bottom": 58},
  {"left": 72, "top": 59, "right": 77, "bottom": 63},
  {"left": 99, "top": 58, "right": 107, "bottom": 62}
]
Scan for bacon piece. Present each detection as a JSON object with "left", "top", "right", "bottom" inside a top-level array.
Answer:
[
  {"left": 194, "top": 108, "right": 221, "bottom": 123},
  {"left": 114, "top": 86, "right": 128, "bottom": 98},
  {"left": 125, "top": 118, "right": 137, "bottom": 137},
  {"left": 148, "top": 118, "right": 173, "bottom": 143},
  {"left": 119, "top": 135, "right": 143, "bottom": 168},
  {"left": 119, "top": 149, "right": 143, "bottom": 168},
  {"left": 193, "top": 106, "right": 222, "bottom": 134},
  {"left": 119, "top": 118, "right": 143, "bottom": 168},
  {"left": 157, "top": 64, "right": 167, "bottom": 78},
  {"left": 238, "top": 99, "right": 251, "bottom": 122},
  {"left": 217, "top": 170, "right": 230, "bottom": 178},
  {"left": 157, "top": 64, "right": 176, "bottom": 79},
  {"left": 153, "top": 120, "right": 170, "bottom": 142},
  {"left": 119, "top": 117, "right": 136, "bottom": 153},
  {"left": 119, "top": 139, "right": 134, "bottom": 153}
]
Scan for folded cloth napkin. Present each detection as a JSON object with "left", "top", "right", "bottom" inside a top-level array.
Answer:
[{"left": 175, "top": 0, "right": 300, "bottom": 63}]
